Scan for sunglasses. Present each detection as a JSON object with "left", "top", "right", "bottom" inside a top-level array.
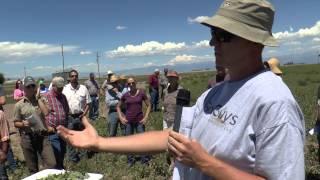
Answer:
[
  {"left": 70, "top": 75, "right": 78, "bottom": 78},
  {"left": 210, "top": 28, "right": 236, "bottom": 45},
  {"left": 26, "top": 84, "right": 36, "bottom": 89},
  {"left": 128, "top": 82, "right": 136, "bottom": 86}
]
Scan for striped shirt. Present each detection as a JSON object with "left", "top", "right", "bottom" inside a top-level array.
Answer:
[{"left": 44, "top": 90, "right": 69, "bottom": 128}]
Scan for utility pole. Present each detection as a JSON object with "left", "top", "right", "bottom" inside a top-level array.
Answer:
[
  {"left": 318, "top": 50, "right": 320, "bottom": 64},
  {"left": 61, "top": 44, "right": 65, "bottom": 80},
  {"left": 24, "top": 66, "right": 27, "bottom": 77},
  {"left": 96, "top": 51, "right": 101, "bottom": 81}
]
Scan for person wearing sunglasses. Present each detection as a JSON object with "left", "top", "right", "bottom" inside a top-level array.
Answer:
[
  {"left": 13, "top": 79, "right": 24, "bottom": 102},
  {"left": 62, "top": 69, "right": 91, "bottom": 163},
  {"left": 116, "top": 77, "right": 151, "bottom": 166},
  {"left": 58, "top": 1, "right": 304, "bottom": 179},
  {"left": 13, "top": 76, "right": 56, "bottom": 173}
]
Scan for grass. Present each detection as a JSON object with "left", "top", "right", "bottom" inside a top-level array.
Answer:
[{"left": 2, "top": 64, "right": 320, "bottom": 179}]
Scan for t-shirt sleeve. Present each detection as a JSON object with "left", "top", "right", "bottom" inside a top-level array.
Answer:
[
  {"left": 0, "top": 111, "right": 9, "bottom": 142},
  {"left": 84, "top": 87, "right": 91, "bottom": 104},
  {"left": 13, "top": 103, "right": 22, "bottom": 121},
  {"left": 254, "top": 101, "right": 305, "bottom": 180}
]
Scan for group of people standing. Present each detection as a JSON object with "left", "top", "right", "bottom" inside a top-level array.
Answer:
[{"left": 1, "top": 67, "right": 179, "bottom": 177}]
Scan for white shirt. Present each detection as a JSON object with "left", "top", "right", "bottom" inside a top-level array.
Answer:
[
  {"left": 174, "top": 71, "right": 305, "bottom": 180},
  {"left": 63, "top": 83, "right": 91, "bottom": 114}
]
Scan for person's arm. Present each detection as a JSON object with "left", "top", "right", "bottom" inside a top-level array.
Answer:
[
  {"left": 82, "top": 87, "right": 91, "bottom": 117},
  {"left": 141, "top": 92, "right": 151, "bottom": 124},
  {"left": 57, "top": 116, "right": 169, "bottom": 154},
  {"left": 0, "top": 96, "right": 5, "bottom": 106},
  {"left": 168, "top": 131, "right": 265, "bottom": 180},
  {"left": 106, "top": 90, "right": 119, "bottom": 107},
  {"left": 38, "top": 97, "right": 49, "bottom": 116},
  {"left": 0, "top": 141, "right": 8, "bottom": 163},
  {"left": 116, "top": 100, "right": 127, "bottom": 124},
  {"left": 13, "top": 104, "right": 30, "bottom": 129}
]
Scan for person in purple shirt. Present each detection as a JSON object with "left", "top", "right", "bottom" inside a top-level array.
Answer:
[{"left": 117, "top": 77, "right": 151, "bottom": 166}]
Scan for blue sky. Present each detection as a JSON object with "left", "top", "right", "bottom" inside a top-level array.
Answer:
[{"left": 0, "top": 0, "right": 319, "bottom": 78}]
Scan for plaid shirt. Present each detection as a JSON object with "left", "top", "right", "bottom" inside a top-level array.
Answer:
[{"left": 44, "top": 90, "right": 69, "bottom": 128}]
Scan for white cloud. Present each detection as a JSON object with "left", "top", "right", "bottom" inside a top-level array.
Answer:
[
  {"left": 3, "top": 60, "right": 25, "bottom": 64},
  {"left": 144, "top": 62, "right": 155, "bottom": 67},
  {"left": 66, "top": 64, "right": 81, "bottom": 69},
  {"left": 283, "top": 41, "right": 301, "bottom": 46},
  {"left": 311, "top": 45, "right": 320, "bottom": 50},
  {"left": 32, "top": 66, "right": 56, "bottom": 71},
  {"left": 167, "top": 54, "right": 213, "bottom": 65},
  {"left": 86, "top": 63, "right": 96, "bottom": 67},
  {"left": 116, "top": 26, "right": 127, "bottom": 30},
  {"left": 194, "top": 40, "right": 210, "bottom": 48},
  {"left": 106, "top": 41, "right": 187, "bottom": 58},
  {"left": 313, "top": 37, "right": 320, "bottom": 42},
  {"left": 0, "top": 42, "right": 77, "bottom": 59},
  {"left": 80, "top": 50, "right": 92, "bottom": 55},
  {"left": 187, "top": 16, "right": 210, "bottom": 24},
  {"left": 274, "top": 21, "right": 320, "bottom": 40}
]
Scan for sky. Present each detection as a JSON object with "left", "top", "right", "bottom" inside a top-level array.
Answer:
[{"left": 0, "top": 0, "right": 319, "bottom": 78}]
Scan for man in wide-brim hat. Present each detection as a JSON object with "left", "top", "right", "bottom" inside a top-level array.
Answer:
[{"left": 58, "top": 1, "right": 305, "bottom": 179}]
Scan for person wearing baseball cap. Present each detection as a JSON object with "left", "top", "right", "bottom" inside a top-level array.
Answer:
[
  {"left": 148, "top": 69, "right": 160, "bottom": 112},
  {"left": 14, "top": 76, "right": 56, "bottom": 173},
  {"left": 43, "top": 76, "right": 69, "bottom": 169},
  {"left": 58, "top": 1, "right": 304, "bottom": 179}
]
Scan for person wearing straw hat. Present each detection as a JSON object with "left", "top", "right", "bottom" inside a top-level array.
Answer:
[
  {"left": 105, "top": 75, "right": 126, "bottom": 137},
  {"left": 58, "top": 1, "right": 304, "bottom": 179},
  {"left": 264, "top": 57, "right": 283, "bottom": 76}
]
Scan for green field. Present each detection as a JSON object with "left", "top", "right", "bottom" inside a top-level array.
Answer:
[{"left": 3, "top": 64, "right": 320, "bottom": 179}]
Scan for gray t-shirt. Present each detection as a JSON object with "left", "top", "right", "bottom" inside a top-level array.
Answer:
[
  {"left": 174, "top": 71, "right": 305, "bottom": 180},
  {"left": 84, "top": 79, "right": 100, "bottom": 96}
]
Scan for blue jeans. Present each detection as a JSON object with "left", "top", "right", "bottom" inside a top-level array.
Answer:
[
  {"left": 48, "top": 133, "right": 66, "bottom": 169},
  {"left": 108, "top": 112, "right": 126, "bottom": 137},
  {"left": 67, "top": 115, "right": 84, "bottom": 163},
  {"left": 6, "top": 146, "right": 17, "bottom": 171},
  {"left": 150, "top": 88, "right": 159, "bottom": 111},
  {"left": 125, "top": 122, "right": 150, "bottom": 165},
  {"left": 0, "top": 162, "right": 7, "bottom": 180},
  {"left": 89, "top": 96, "right": 99, "bottom": 120}
]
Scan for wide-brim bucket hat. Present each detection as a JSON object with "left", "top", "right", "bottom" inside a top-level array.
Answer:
[{"left": 201, "top": 0, "right": 278, "bottom": 47}]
